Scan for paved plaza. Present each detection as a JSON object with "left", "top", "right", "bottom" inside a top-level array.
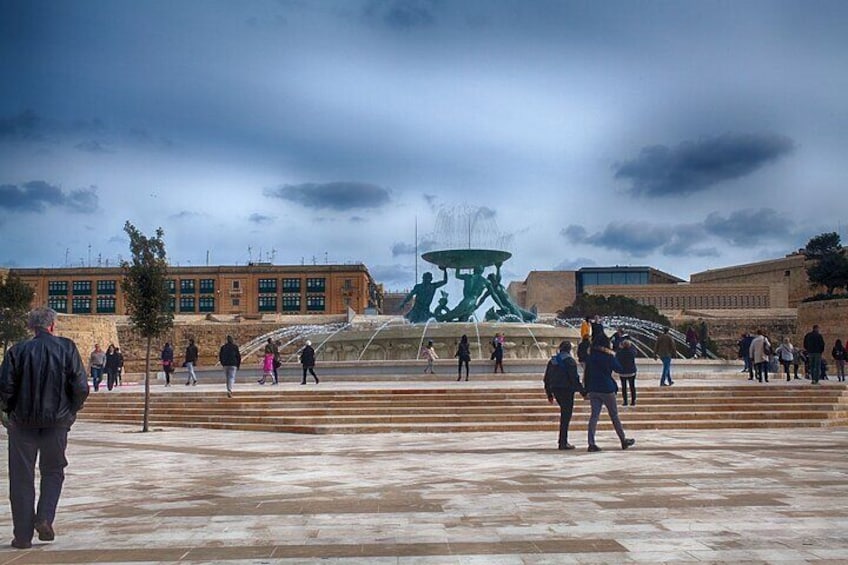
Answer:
[{"left": 2, "top": 385, "right": 848, "bottom": 564}]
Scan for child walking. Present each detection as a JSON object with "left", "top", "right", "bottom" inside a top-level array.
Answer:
[{"left": 422, "top": 340, "right": 438, "bottom": 374}]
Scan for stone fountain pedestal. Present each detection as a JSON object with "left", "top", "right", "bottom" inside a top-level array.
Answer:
[{"left": 309, "top": 320, "right": 579, "bottom": 362}]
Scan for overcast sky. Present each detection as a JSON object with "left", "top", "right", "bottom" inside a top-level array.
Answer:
[{"left": 2, "top": 0, "right": 847, "bottom": 292}]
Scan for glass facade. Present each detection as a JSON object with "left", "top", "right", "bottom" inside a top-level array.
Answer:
[
  {"left": 48, "top": 296, "right": 67, "bottom": 313},
  {"left": 258, "top": 278, "right": 277, "bottom": 293},
  {"left": 306, "top": 277, "right": 325, "bottom": 292},
  {"left": 282, "top": 295, "right": 300, "bottom": 311},
  {"left": 180, "top": 279, "right": 196, "bottom": 294},
  {"left": 97, "top": 280, "right": 117, "bottom": 294},
  {"left": 96, "top": 296, "right": 116, "bottom": 313},
  {"left": 167, "top": 279, "right": 176, "bottom": 294},
  {"left": 72, "top": 297, "right": 91, "bottom": 313},
  {"left": 72, "top": 280, "right": 92, "bottom": 295},
  {"left": 199, "top": 296, "right": 215, "bottom": 312},
  {"left": 48, "top": 281, "right": 68, "bottom": 296},
  {"left": 258, "top": 295, "right": 277, "bottom": 311},
  {"left": 199, "top": 278, "right": 215, "bottom": 294},
  {"left": 306, "top": 295, "right": 325, "bottom": 311},
  {"left": 282, "top": 278, "right": 301, "bottom": 292},
  {"left": 180, "top": 296, "right": 196, "bottom": 312}
]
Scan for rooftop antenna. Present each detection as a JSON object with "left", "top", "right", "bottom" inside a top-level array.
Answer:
[
  {"left": 87, "top": 244, "right": 91, "bottom": 267},
  {"left": 206, "top": 250, "right": 210, "bottom": 266},
  {"left": 325, "top": 251, "right": 328, "bottom": 264},
  {"left": 270, "top": 248, "right": 276, "bottom": 263},
  {"left": 64, "top": 248, "right": 69, "bottom": 267},
  {"left": 248, "top": 246, "right": 253, "bottom": 263}
]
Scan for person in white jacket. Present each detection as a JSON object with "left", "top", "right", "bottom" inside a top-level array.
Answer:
[{"left": 775, "top": 337, "right": 795, "bottom": 382}]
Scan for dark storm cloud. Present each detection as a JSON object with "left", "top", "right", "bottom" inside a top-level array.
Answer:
[
  {"left": 563, "top": 221, "right": 716, "bottom": 258},
  {"left": 614, "top": 133, "right": 795, "bottom": 197},
  {"left": 703, "top": 208, "right": 794, "bottom": 246},
  {"left": 554, "top": 257, "right": 597, "bottom": 270},
  {"left": 362, "top": 0, "right": 439, "bottom": 29},
  {"left": 369, "top": 264, "right": 416, "bottom": 289},
  {"left": 0, "top": 110, "right": 107, "bottom": 143},
  {"left": 75, "top": 140, "right": 114, "bottom": 154},
  {"left": 391, "top": 238, "right": 437, "bottom": 257},
  {"left": 0, "top": 110, "right": 42, "bottom": 141},
  {"left": 248, "top": 213, "right": 274, "bottom": 224},
  {"left": 264, "top": 182, "right": 391, "bottom": 211},
  {"left": 0, "top": 181, "right": 98, "bottom": 213}
]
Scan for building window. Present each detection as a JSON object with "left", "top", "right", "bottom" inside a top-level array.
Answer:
[
  {"left": 258, "top": 295, "right": 277, "bottom": 312},
  {"left": 72, "top": 280, "right": 92, "bottom": 295},
  {"left": 232, "top": 280, "right": 240, "bottom": 290},
  {"left": 258, "top": 278, "right": 278, "bottom": 294},
  {"left": 232, "top": 298, "right": 240, "bottom": 306},
  {"left": 199, "top": 278, "right": 215, "bottom": 294},
  {"left": 96, "top": 296, "right": 116, "bottom": 313},
  {"left": 306, "top": 295, "right": 325, "bottom": 311},
  {"left": 282, "top": 278, "right": 301, "bottom": 292},
  {"left": 180, "top": 279, "right": 196, "bottom": 294},
  {"left": 282, "top": 295, "right": 301, "bottom": 312},
  {"left": 48, "top": 281, "right": 68, "bottom": 296},
  {"left": 97, "top": 280, "right": 117, "bottom": 295},
  {"left": 199, "top": 296, "right": 215, "bottom": 313},
  {"left": 167, "top": 279, "right": 176, "bottom": 294},
  {"left": 343, "top": 278, "right": 353, "bottom": 290},
  {"left": 72, "top": 297, "right": 91, "bottom": 314},
  {"left": 48, "top": 297, "right": 68, "bottom": 313},
  {"left": 306, "top": 278, "right": 326, "bottom": 293},
  {"left": 180, "top": 296, "right": 196, "bottom": 312}
]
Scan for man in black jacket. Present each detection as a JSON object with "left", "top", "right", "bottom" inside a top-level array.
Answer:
[
  {"left": 218, "top": 335, "right": 241, "bottom": 398},
  {"left": 0, "top": 307, "right": 89, "bottom": 549},
  {"left": 803, "top": 324, "right": 826, "bottom": 384},
  {"left": 544, "top": 341, "right": 585, "bottom": 450}
]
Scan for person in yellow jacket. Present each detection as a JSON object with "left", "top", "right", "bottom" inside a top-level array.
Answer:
[{"left": 580, "top": 316, "right": 593, "bottom": 341}]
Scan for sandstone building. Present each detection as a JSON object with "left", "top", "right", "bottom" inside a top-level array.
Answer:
[{"left": 11, "top": 263, "right": 383, "bottom": 317}]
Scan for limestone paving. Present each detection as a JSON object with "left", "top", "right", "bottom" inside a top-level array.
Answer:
[{"left": 2, "top": 393, "right": 848, "bottom": 564}]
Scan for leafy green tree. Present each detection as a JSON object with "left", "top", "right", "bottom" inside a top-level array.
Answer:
[
  {"left": 0, "top": 273, "right": 35, "bottom": 354},
  {"left": 803, "top": 232, "right": 842, "bottom": 259},
  {"left": 121, "top": 222, "right": 173, "bottom": 432},
  {"left": 804, "top": 232, "right": 848, "bottom": 296},
  {"left": 558, "top": 293, "right": 670, "bottom": 326}
]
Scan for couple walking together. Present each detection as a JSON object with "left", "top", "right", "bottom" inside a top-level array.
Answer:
[{"left": 544, "top": 324, "right": 635, "bottom": 453}]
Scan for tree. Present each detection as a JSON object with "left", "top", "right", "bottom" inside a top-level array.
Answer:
[
  {"left": 803, "top": 232, "right": 842, "bottom": 259},
  {"left": 120, "top": 222, "right": 173, "bottom": 432},
  {"left": 0, "top": 273, "right": 35, "bottom": 354},
  {"left": 804, "top": 232, "right": 848, "bottom": 296},
  {"left": 558, "top": 293, "right": 670, "bottom": 326}
]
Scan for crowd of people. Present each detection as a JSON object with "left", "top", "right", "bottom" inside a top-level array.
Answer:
[{"left": 737, "top": 324, "right": 846, "bottom": 384}]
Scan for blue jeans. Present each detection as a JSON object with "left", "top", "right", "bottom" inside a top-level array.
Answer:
[
  {"left": 660, "top": 357, "right": 672, "bottom": 385},
  {"left": 90, "top": 366, "right": 103, "bottom": 391},
  {"left": 224, "top": 366, "right": 237, "bottom": 392}
]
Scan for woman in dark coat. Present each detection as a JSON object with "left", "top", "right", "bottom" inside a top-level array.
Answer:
[
  {"left": 104, "top": 345, "right": 121, "bottom": 391},
  {"left": 614, "top": 340, "right": 638, "bottom": 406},
  {"left": 161, "top": 342, "right": 174, "bottom": 387},
  {"left": 584, "top": 325, "right": 635, "bottom": 452},
  {"left": 455, "top": 334, "right": 471, "bottom": 381},
  {"left": 300, "top": 340, "right": 319, "bottom": 385}
]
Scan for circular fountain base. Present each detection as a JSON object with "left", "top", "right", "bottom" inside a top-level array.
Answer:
[{"left": 309, "top": 321, "right": 580, "bottom": 362}]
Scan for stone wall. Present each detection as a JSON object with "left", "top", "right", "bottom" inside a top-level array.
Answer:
[
  {"left": 667, "top": 311, "right": 798, "bottom": 359},
  {"left": 797, "top": 299, "right": 848, "bottom": 349},
  {"left": 115, "top": 314, "right": 346, "bottom": 372},
  {"left": 54, "top": 314, "right": 121, "bottom": 363},
  {"left": 508, "top": 271, "right": 577, "bottom": 314}
]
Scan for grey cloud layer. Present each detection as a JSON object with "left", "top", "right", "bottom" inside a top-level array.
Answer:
[
  {"left": 614, "top": 133, "right": 795, "bottom": 197},
  {"left": 0, "top": 181, "right": 98, "bottom": 214},
  {"left": 564, "top": 207, "right": 795, "bottom": 257},
  {"left": 264, "top": 182, "right": 391, "bottom": 211}
]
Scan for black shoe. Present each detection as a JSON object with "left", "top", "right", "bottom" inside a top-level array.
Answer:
[
  {"left": 621, "top": 438, "right": 635, "bottom": 450},
  {"left": 558, "top": 443, "right": 575, "bottom": 450},
  {"left": 10, "top": 538, "right": 32, "bottom": 549},
  {"left": 669, "top": 381, "right": 674, "bottom": 385},
  {"left": 748, "top": 377, "right": 753, "bottom": 380},
  {"left": 588, "top": 444, "right": 601, "bottom": 453},
  {"left": 457, "top": 376, "right": 462, "bottom": 381},
  {"left": 185, "top": 381, "right": 191, "bottom": 386},
  {"left": 314, "top": 377, "right": 319, "bottom": 384},
  {"left": 622, "top": 402, "right": 628, "bottom": 406},
  {"left": 35, "top": 521, "right": 54, "bottom": 542}
]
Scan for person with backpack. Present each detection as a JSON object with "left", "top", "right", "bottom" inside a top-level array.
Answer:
[{"left": 455, "top": 334, "right": 471, "bottom": 381}]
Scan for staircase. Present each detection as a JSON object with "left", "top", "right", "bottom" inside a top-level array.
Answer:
[{"left": 78, "top": 383, "right": 848, "bottom": 434}]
